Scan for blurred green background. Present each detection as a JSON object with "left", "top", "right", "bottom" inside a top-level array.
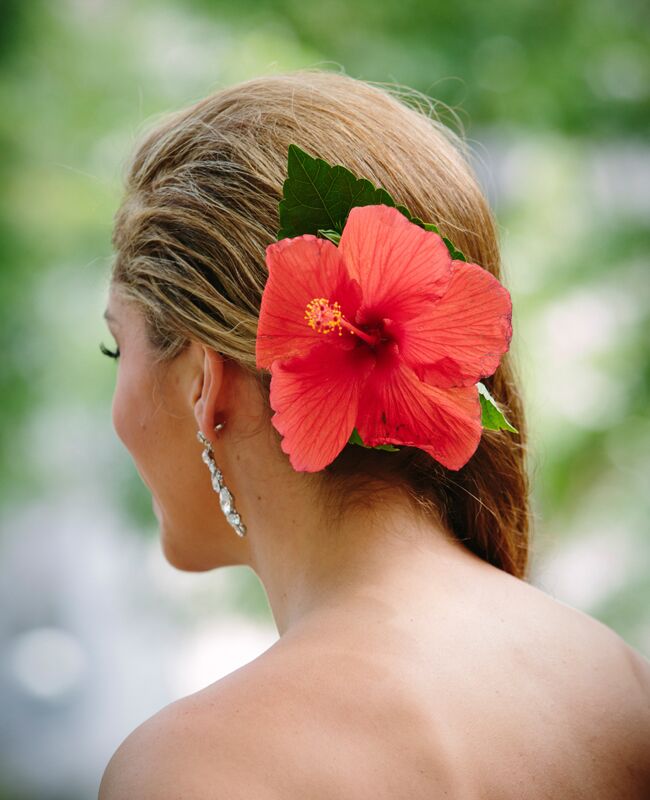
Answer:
[{"left": 1, "top": 0, "right": 648, "bottom": 797}]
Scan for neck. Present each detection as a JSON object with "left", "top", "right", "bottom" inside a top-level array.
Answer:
[{"left": 244, "top": 482, "right": 479, "bottom": 637}]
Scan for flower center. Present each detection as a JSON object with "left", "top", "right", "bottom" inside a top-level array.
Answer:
[{"left": 304, "top": 297, "right": 380, "bottom": 346}]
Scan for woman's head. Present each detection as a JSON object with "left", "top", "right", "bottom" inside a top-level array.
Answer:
[{"left": 107, "top": 68, "right": 531, "bottom": 579}]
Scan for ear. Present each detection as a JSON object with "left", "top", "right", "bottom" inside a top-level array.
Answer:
[{"left": 192, "top": 345, "right": 225, "bottom": 437}]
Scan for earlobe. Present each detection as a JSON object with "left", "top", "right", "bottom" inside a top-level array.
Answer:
[{"left": 192, "top": 346, "right": 225, "bottom": 435}]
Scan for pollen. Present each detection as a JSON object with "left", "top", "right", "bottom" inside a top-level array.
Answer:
[{"left": 304, "top": 297, "right": 345, "bottom": 336}]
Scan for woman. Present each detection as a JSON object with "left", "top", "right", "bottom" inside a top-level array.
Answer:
[{"left": 98, "top": 69, "right": 650, "bottom": 798}]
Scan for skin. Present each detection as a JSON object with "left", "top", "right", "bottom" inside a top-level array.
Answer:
[{"left": 99, "top": 284, "right": 650, "bottom": 799}]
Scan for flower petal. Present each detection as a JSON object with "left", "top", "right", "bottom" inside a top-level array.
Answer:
[
  {"left": 269, "top": 342, "right": 375, "bottom": 472},
  {"left": 355, "top": 348, "right": 483, "bottom": 471},
  {"left": 338, "top": 204, "right": 452, "bottom": 322},
  {"left": 256, "top": 235, "right": 362, "bottom": 368},
  {"left": 396, "top": 260, "right": 513, "bottom": 388}
]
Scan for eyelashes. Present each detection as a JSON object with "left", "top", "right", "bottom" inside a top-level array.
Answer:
[{"left": 99, "top": 341, "right": 120, "bottom": 359}]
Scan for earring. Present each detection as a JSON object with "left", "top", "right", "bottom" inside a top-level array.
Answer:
[{"left": 196, "top": 423, "right": 247, "bottom": 538}]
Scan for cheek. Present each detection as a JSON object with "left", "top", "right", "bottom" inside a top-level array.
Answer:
[
  {"left": 111, "top": 361, "right": 155, "bottom": 465},
  {"left": 111, "top": 368, "right": 132, "bottom": 449},
  {"left": 110, "top": 357, "right": 189, "bottom": 505},
  {"left": 111, "top": 376, "right": 124, "bottom": 444}
]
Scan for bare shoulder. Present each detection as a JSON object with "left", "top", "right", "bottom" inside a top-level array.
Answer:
[
  {"left": 98, "top": 640, "right": 455, "bottom": 800},
  {"left": 576, "top": 601, "right": 650, "bottom": 722},
  {"left": 504, "top": 570, "right": 650, "bottom": 694},
  {"left": 505, "top": 575, "right": 650, "bottom": 779},
  {"left": 525, "top": 577, "right": 650, "bottom": 702},
  {"left": 97, "top": 575, "right": 650, "bottom": 799},
  {"left": 97, "top": 638, "right": 355, "bottom": 800},
  {"left": 98, "top": 656, "right": 288, "bottom": 800}
]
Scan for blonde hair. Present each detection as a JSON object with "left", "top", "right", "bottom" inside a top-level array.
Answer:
[{"left": 111, "top": 68, "right": 532, "bottom": 580}]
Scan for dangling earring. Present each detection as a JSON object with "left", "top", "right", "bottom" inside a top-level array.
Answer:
[{"left": 196, "top": 423, "right": 247, "bottom": 538}]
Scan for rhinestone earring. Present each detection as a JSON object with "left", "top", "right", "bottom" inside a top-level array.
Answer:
[{"left": 196, "top": 423, "right": 247, "bottom": 538}]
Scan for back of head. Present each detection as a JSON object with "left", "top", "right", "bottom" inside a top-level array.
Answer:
[{"left": 111, "top": 67, "right": 532, "bottom": 580}]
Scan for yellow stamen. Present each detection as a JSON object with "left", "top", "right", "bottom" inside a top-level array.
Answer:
[
  {"left": 304, "top": 297, "right": 380, "bottom": 346},
  {"left": 304, "top": 297, "right": 344, "bottom": 336}
]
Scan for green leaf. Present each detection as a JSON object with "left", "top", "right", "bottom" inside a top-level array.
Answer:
[
  {"left": 423, "top": 222, "right": 467, "bottom": 261},
  {"left": 477, "top": 382, "right": 518, "bottom": 433},
  {"left": 278, "top": 144, "right": 396, "bottom": 239},
  {"left": 422, "top": 222, "right": 441, "bottom": 234},
  {"left": 443, "top": 237, "right": 467, "bottom": 262},
  {"left": 316, "top": 229, "right": 341, "bottom": 245},
  {"left": 348, "top": 427, "right": 400, "bottom": 451},
  {"left": 278, "top": 144, "right": 467, "bottom": 262}
]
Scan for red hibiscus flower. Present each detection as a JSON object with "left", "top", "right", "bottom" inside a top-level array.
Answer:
[{"left": 255, "top": 204, "right": 512, "bottom": 472}]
